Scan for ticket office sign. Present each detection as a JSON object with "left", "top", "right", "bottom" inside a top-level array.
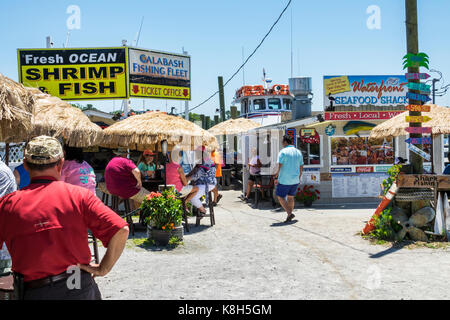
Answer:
[
  {"left": 128, "top": 48, "right": 190, "bottom": 100},
  {"left": 17, "top": 47, "right": 128, "bottom": 100}
]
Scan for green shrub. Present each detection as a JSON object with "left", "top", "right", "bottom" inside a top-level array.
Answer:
[{"left": 371, "top": 207, "right": 403, "bottom": 241}]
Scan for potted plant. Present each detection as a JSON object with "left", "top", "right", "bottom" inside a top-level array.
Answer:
[
  {"left": 140, "top": 189, "right": 183, "bottom": 246},
  {"left": 296, "top": 185, "right": 320, "bottom": 207}
]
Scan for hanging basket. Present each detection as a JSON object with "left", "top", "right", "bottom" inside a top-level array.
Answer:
[{"left": 394, "top": 188, "right": 435, "bottom": 202}]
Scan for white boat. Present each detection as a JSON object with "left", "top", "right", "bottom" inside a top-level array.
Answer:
[{"left": 233, "top": 72, "right": 293, "bottom": 126}]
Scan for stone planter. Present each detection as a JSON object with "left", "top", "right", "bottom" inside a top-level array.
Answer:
[
  {"left": 303, "top": 200, "right": 313, "bottom": 207},
  {"left": 147, "top": 225, "right": 183, "bottom": 246}
]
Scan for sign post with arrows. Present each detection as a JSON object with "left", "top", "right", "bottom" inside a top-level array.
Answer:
[{"left": 403, "top": 1, "right": 432, "bottom": 174}]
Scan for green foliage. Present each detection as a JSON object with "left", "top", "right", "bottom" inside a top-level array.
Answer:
[
  {"left": 381, "top": 164, "right": 402, "bottom": 195},
  {"left": 140, "top": 189, "right": 183, "bottom": 231},
  {"left": 168, "top": 236, "right": 184, "bottom": 246},
  {"left": 370, "top": 207, "right": 403, "bottom": 241}
]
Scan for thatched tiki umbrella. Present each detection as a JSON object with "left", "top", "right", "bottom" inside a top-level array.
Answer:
[
  {"left": 370, "top": 104, "right": 450, "bottom": 173},
  {"left": 369, "top": 105, "right": 450, "bottom": 138},
  {"left": 29, "top": 88, "right": 104, "bottom": 147},
  {"left": 100, "top": 111, "right": 219, "bottom": 188},
  {"left": 207, "top": 118, "right": 261, "bottom": 136},
  {"left": 100, "top": 111, "right": 219, "bottom": 151},
  {"left": 0, "top": 73, "right": 36, "bottom": 165},
  {"left": 208, "top": 118, "right": 260, "bottom": 166}
]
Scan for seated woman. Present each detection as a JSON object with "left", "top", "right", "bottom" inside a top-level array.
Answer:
[
  {"left": 61, "top": 146, "right": 96, "bottom": 194},
  {"left": 241, "top": 148, "right": 262, "bottom": 202},
  {"left": 137, "top": 150, "right": 156, "bottom": 179},
  {"left": 166, "top": 152, "right": 199, "bottom": 208},
  {"left": 187, "top": 147, "right": 217, "bottom": 216}
]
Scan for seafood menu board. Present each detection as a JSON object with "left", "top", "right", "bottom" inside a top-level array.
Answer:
[
  {"left": 300, "top": 168, "right": 320, "bottom": 185},
  {"left": 332, "top": 173, "right": 386, "bottom": 198}
]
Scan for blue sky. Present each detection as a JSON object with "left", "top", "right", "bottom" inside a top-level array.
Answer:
[{"left": 1, "top": 0, "right": 449, "bottom": 117}]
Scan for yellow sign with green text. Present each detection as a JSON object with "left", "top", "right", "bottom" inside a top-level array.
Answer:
[{"left": 18, "top": 47, "right": 128, "bottom": 100}]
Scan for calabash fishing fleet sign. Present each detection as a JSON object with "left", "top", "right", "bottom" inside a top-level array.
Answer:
[
  {"left": 128, "top": 48, "right": 190, "bottom": 100},
  {"left": 324, "top": 75, "right": 408, "bottom": 108},
  {"left": 17, "top": 47, "right": 128, "bottom": 100}
]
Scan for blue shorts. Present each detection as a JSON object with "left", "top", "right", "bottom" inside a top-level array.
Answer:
[{"left": 276, "top": 183, "right": 299, "bottom": 198}]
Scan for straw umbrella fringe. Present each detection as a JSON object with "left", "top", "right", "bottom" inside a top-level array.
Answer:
[
  {"left": 101, "top": 111, "right": 219, "bottom": 151},
  {"left": 0, "top": 73, "right": 35, "bottom": 143},
  {"left": 369, "top": 104, "right": 450, "bottom": 139},
  {"left": 30, "top": 89, "right": 104, "bottom": 147},
  {"left": 207, "top": 118, "right": 261, "bottom": 136}
]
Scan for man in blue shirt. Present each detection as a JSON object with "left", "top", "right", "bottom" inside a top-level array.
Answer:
[{"left": 274, "top": 135, "right": 303, "bottom": 223}]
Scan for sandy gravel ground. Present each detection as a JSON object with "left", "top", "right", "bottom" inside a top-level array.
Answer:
[{"left": 95, "top": 190, "right": 450, "bottom": 300}]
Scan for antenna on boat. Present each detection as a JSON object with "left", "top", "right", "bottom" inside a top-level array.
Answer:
[
  {"left": 262, "top": 68, "right": 272, "bottom": 89},
  {"left": 290, "top": 5, "right": 293, "bottom": 78},
  {"left": 133, "top": 16, "right": 144, "bottom": 47},
  {"left": 242, "top": 46, "right": 245, "bottom": 85}
]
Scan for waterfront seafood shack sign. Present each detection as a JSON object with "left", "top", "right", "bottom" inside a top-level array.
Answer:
[
  {"left": 324, "top": 75, "right": 408, "bottom": 108},
  {"left": 128, "top": 48, "right": 190, "bottom": 100},
  {"left": 18, "top": 47, "right": 128, "bottom": 100}
]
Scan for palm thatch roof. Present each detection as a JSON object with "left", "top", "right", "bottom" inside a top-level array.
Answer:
[
  {"left": 208, "top": 118, "right": 261, "bottom": 136},
  {"left": 100, "top": 111, "right": 219, "bottom": 151},
  {"left": 370, "top": 104, "right": 450, "bottom": 139},
  {"left": 29, "top": 89, "right": 104, "bottom": 147},
  {"left": 0, "top": 73, "right": 35, "bottom": 143}
]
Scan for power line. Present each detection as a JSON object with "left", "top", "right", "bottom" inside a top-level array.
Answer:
[{"left": 178, "top": 0, "right": 292, "bottom": 115}]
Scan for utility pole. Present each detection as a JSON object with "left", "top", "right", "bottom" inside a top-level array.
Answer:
[
  {"left": 405, "top": 0, "right": 423, "bottom": 174},
  {"left": 432, "top": 78, "right": 438, "bottom": 104},
  {"left": 218, "top": 76, "right": 226, "bottom": 157},
  {"left": 218, "top": 76, "right": 226, "bottom": 122},
  {"left": 183, "top": 49, "right": 189, "bottom": 120}
]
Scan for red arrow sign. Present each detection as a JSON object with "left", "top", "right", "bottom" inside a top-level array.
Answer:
[{"left": 405, "top": 127, "right": 432, "bottom": 134}]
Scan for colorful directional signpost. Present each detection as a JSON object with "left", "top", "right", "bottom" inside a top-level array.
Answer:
[
  {"left": 405, "top": 92, "right": 431, "bottom": 102},
  {"left": 404, "top": 52, "right": 433, "bottom": 169},
  {"left": 406, "top": 82, "right": 431, "bottom": 92},
  {"left": 407, "top": 143, "right": 431, "bottom": 161},
  {"left": 405, "top": 137, "right": 432, "bottom": 145},
  {"left": 405, "top": 115, "right": 431, "bottom": 123},
  {"left": 405, "top": 127, "right": 432, "bottom": 134},
  {"left": 405, "top": 104, "right": 431, "bottom": 112}
]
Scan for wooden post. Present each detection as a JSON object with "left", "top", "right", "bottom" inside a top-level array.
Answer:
[
  {"left": 4, "top": 143, "right": 9, "bottom": 166},
  {"left": 205, "top": 116, "right": 211, "bottom": 129},
  {"left": 200, "top": 114, "right": 205, "bottom": 129},
  {"left": 230, "top": 106, "right": 238, "bottom": 119},
  {"left": 405, "top": 0, "right": 423, "bottom": 174}
]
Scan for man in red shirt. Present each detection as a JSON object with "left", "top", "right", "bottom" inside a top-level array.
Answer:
[
  {"left": 105, "top": 148, "right": 150, "bottom": 208},
  {"left": 0, "top": 136, "right": 129, "bottom": 300}
]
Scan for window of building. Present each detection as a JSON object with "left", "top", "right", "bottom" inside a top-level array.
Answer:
[
  {"left": 297, "top": 137, "right": 321, "bottom": 165},
  {"left": 330, "top": 136, "right": 395, "bottom": 166},
  {"left": 241, "top": 98, "right": 248, "bottom": 114},
  {"left": 268, "top": 98, "right": 281, "bottom": 110},
  {"left": 283, "top": 98, "right": 292, "bottom": 110},
  {"left": 253, "top": 99, "right": 266, "bottom": 111}
]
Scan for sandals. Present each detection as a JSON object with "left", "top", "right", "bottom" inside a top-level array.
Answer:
[
  {"left": 216, "top": 194, "right": 223, "bottom": 204},
  {"left": 284, "top": 213, "right": 295, "bottom": 223}
]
